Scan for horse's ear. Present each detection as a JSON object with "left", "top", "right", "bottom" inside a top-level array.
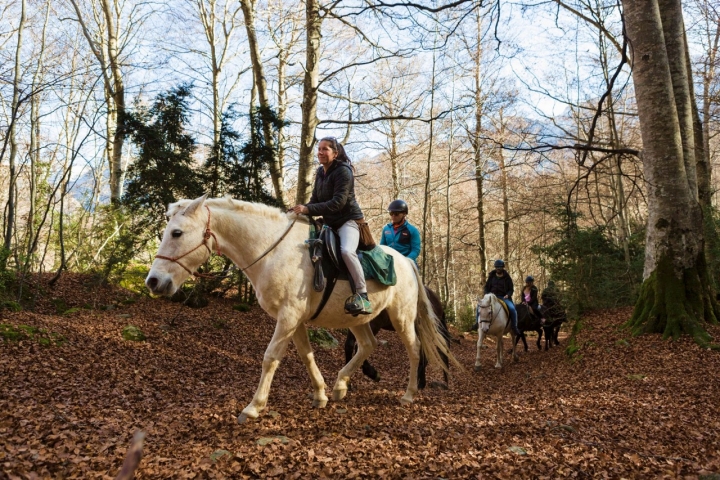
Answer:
[{"left": 183, "top": 194, "right": 208, "bottom": 216}]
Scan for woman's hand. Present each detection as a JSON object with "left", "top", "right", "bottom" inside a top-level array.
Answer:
[{"left": 291, "top": 205, "right": 309, "bottom": 215}]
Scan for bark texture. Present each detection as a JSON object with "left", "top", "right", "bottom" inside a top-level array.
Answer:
[
  {"left": 241, "top": 0, "right": 286, "bottom": 207},
  {"left": 623, "top": 0, "right": 717, "bottom": 341},
  {"left": 295, "top": 0, "right": 322, "bottom": 204}
]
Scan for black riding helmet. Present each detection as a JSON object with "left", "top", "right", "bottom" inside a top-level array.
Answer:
[
  {"left": 387, "top": 199, "right": 408, "bottom": 214},
  {"left": 494, "top": 259, "right": 505, "bottom": 269},
  {"left": 525, "top": 275, "right": 534, "bottom": 283}
]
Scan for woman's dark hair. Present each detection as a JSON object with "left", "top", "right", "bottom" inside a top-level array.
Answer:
[{"left": 319, "top": 137, "right": 352, "bottom": 165}]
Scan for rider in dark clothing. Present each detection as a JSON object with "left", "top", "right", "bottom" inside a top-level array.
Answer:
[
  {"left": 483, "top": 259, "right": 521, "bottom": 336},
  {"left": 541, "top": 280, "right": 564, "bottom": 320}
]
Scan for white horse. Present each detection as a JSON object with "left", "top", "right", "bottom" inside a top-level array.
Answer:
[
  {"left": 474, "top": 293, "right": 518, "bottom": 371},
  {"left": 145, "top": 195, "right": 455, "bottom": 423}
]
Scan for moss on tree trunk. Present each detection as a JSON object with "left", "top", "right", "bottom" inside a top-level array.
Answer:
[{"left": 628, "top": 252, "right": 718, "bottom": 344}]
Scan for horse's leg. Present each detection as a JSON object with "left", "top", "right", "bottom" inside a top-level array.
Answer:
[
  {"left": 394, "top": 320, "right": 422, "bottom": 405},
  {"left": 361, "top": 318, "right": 384, "bottom": 381},
  {"left": 292, "top": 326, "right": 328, "bottom": 409},
  {"left": 511, "top": 330, "right": 519, "bottom": 363},
  {"left": 239, "top": 322, "right": 296, "bottom": 423},
  {"left": 536, "top": 328, "right": 542, "bottom": 350},
  {"left": 521, "top": 332, "right": 529, "bottom": 352},
  {"left": 495, "top": 332, "right": 503, "bottom": 369},
  {"left": 344, "top": 329, "right": 357, "bottom": 370},
  {"left": 332, "top": 323, "right": 377, "bottom": 401},
  {"left": 474, "top": 328, "right": 486, "bottom": 371}
]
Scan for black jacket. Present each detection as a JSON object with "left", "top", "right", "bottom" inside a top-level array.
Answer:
[
  {"left": 518, "top": 285, "right": 539, "bottom": 307},
  {"left": 305, "top": 161, "right": 363, "bottom": 230},
  {"left": 484, "top": 270, "right": 514, "bottom": 298}
]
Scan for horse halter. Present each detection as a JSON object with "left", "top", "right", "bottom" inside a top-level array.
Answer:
[
  {"left": 155, "top": 205, "right": 221, "bottom": 278},
  {"left": 478, "top": 299, "right": 498, "bottom": 327}
]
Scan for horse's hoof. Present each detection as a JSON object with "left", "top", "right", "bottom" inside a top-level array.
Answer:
[
  {"left": 332, "top": 388, "right": 347, "bottom": 401},
  {"left": 429, "top": 381, "right": 449, "bottom": 390},
  {"left": 237, "top": 413, "right": 250, "bottom": 424},
  {"left": 373, "top": 373, "right": 381, "bottom": 382},
  {"left": 495, "top": 364, "right": 502, "bottom": 369},
  {"left": 312, "top": 398, "right": 328, "bottom": 409},
  {"left": 513, "top": 356, "right": 519, "bottom": 362},
  {"left": 473, "top": 365, "right": 482, "bottom": 372},
  {"left": 400, "top": 396, "right": 414, "bottom": 405}
]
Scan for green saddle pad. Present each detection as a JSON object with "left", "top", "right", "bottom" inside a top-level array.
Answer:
[{"left": 358, "top": 246, "right": 397, "bottom": 286}]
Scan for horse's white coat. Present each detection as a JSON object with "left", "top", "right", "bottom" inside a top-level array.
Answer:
[
  {"left": 474, "top": 293, "right": 518, "bottom": 370},
  {"left": 146, "top": 196, "right": 453, "bottom": 422}
]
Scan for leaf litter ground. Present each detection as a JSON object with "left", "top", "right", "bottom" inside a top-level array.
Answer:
[{"left": 1, "top": 274, "right": 719, "bottom": 479}]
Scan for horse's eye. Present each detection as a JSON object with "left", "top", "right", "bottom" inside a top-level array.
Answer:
[{"left": 172, "top": 230, "right": 182, "bottom": 238}]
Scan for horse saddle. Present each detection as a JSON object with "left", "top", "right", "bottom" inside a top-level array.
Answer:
[
  {"left": 497, "top": 297, "right": 510, "bottom": 317},
  {"left": 306, "top": 223, "right": 362, "bottom": 317},
  {"left": 305, "top": 220, "right": 396, "bottom": 319}
]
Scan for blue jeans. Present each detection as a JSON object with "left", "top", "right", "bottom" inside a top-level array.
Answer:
[{"left": 501, "top": 298, "right": 518, "bottom": 332}]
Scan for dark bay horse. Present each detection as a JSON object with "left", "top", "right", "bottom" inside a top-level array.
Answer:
[
  {"left": 514, "top": 303, "right": 545, "bottom": 351},
  {"left": 514, "top": 303, "right": 566, "bottom": 351},
  {"left": 344, "top": 286, "right": 450, "bottom": 389}
]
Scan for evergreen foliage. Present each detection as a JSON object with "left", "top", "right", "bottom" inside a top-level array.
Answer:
[
  {"left": 202, "top": 105, "right": 281, "bottom": 206},
  {"left": 123, "top": 83, "right": 204, "bottom": 231},
  {"left": 533, "top": 207, "right": 644, "bottom": 316}
]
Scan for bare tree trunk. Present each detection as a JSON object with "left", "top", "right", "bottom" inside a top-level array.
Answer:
[
  {"left": 623, "top": 0, "right": 717, "bottom": 341},
  {"left": 2, "top": 0, "right": 25, "bottom": 269},
  {"left": 472, "top": 8, "right": 487, "bottom": 283},
  {"left": 24, "top": 0, "right": 51, "bottom": 274},
  {"left": 101, "top": 0, "right": 126, "bottom": 203},
  {"left": 698, "top": 7, "right": 719, "bottom": 209},
  {"left": 498, "top": 147, "right": 509, "bottom": 262},
  {"left": 659, "top": 0, "right": 698, "bottom": 199},
  {"left": 389, "top": 117, "right": 401, "bottom": 199},
  {"left": 421, "top": 27, "right": 438, "bottom": 282},
  {"left": 241, "top": 0, "right": 286, "bottom": 207},
  {"left": 295, "top": 0, "right": 322, "bottom": 205}
]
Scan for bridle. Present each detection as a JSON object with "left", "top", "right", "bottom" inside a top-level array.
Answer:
[
  {"left": 155, "top": 205, "right": 297, "bottom": 277},
  {"left": 477, "top": 298, "right": 498, "bottom": 328}
]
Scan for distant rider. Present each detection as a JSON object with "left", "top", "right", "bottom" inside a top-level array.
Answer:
[
  {"left": 483, "top": 259, "right": 521, "bottom": 336},
  {"left": 520, "top": 275, "right": 545, "bottom": 324},
  {"left": 379, "top": 199, "right": 421, "bottom": 263}
]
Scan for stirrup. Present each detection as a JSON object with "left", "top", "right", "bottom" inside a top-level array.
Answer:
[{"left": 344, "top": 293, "right": 364, "bottom": 315}]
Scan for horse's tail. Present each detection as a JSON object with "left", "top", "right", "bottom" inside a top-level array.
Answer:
[{"left": 411, "top": 262, "right": 463, "bottom": 374}]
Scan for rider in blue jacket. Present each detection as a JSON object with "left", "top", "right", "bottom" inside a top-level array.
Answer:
[{"left": 379, "top": 199, "right": 421, "bottom": 263}]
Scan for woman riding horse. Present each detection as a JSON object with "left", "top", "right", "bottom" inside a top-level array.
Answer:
[
  {"left": 519, "top": 275, "right": 545, "bottom": 324},
  {"left": 291, "top": 137, "right": 371, "bottom": 315}
]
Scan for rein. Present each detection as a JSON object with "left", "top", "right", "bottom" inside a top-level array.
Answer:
[{"left": 155, "top": 205, "right": 297, "bottom": 277}]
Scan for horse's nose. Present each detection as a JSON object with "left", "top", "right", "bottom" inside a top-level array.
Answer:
[{"left": 146, "top": 276, "right": 159, "bottom": 291}]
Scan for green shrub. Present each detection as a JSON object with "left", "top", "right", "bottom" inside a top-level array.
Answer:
[
  {"left": 233, "top": 303, "right": 251, "bottom": 312},
  {"left": 122, "top": 325, "right": 146, "bottom": 341},
  {"left": 2, "top": 301, "right": 21, "bottom": 312},
  {"left": 533, "top": 207, "right": 644, "bottom": 317},
  {"left": 308, "top": 328, "right": 338, "bottom": 349},
  {"left": 454, "top": 303, "right": 476, "bottom": 332},
  {"left": 0, "top": 324, "right": 65, "bottom": 346}
]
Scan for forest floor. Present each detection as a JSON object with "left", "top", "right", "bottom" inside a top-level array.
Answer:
[{"left": 1, "top": 274, "right": 720, "bottom": 479}]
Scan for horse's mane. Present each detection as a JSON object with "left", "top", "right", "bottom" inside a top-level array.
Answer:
[{"left": 167, "top": 196, "right": 310, "bottom": 224}]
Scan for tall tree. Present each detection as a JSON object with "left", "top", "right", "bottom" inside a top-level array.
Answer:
[
  {"left": 240, "top": 0, "right": 286, "bottom": 207},
  {"left": 623, "top": 0, "right": 718, "bottom": 340},
  {"left": 2, "top": 0, "right": 26, "bottom": 270},
  {"left": 295, "top": 0, "right": 322, "bottom": 205}
]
